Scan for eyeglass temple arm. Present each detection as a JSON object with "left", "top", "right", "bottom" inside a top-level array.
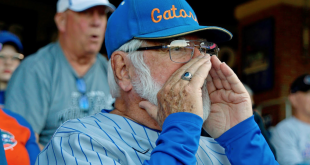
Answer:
[
  {"left": 205, "top": 48, "right": 220, "bottom": 56},
  {"left": 136, "top": 45, "right": 168, "bottom": 51}
]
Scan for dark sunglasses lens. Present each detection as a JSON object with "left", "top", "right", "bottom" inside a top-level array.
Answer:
[{"left": 79, "top": 95, "right": 89, "bottom": 110}]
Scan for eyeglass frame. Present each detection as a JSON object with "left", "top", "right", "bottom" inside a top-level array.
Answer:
[
  {"left": 0, "top": 53, "right": 24, "bottom": 62},
  {"left": 134, "top": 40, "right": 219, "bottom": 63}
]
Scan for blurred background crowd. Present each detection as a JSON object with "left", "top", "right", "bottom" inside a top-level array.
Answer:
[{"left": 1, "top": 0, "right": 310, "bottom": 164}]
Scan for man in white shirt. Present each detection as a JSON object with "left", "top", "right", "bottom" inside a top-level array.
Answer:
[{"left": 271, "top": 74, "right": 310, "bottom": 164}]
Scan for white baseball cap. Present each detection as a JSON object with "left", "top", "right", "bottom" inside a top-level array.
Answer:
[{"left": 57, "top": 0, "right": 115, "bottom": 13}]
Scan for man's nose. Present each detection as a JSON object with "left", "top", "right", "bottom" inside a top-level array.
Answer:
[
  {"left": 4, "top": 57, "right": 13, "bottom": 65},
  {"left": 91, "top": 10, "right": 103, "bottom": 27}
]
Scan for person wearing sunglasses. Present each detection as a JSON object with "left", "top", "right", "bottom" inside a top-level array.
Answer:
[
  {"left": 36, "top": 0, "right": 278, "bottom": 164},
  {"left": 0, "top": 31, "right": 24, "bottom": 108},
  {"left": 0, "top": 31, "right": 40, "bottom": 165},
  {"left": 4, "top": 0, "right": 116, "bottom": 149},
  {"left": 271, "top": 74, "right": 310, "bottom": 165}
]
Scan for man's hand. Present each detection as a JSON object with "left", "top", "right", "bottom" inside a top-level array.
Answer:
[
  {"left": 203, "top": 56, "right": 252, "bottom": 138},
  {"left": 139, "top": 54, "right": 211, "bottom": 127}
]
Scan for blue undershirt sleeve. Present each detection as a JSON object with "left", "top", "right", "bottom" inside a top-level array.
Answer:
[
  {"left": 143, "top": 112, "right": 203, "bottom": 165},
  {"left": 215, "top": 115, "right": 279, "bottom": 165}
]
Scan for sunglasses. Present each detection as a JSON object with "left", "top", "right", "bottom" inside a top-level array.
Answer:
[
  {"left": 0, "top": 53, "right": 24, "bottom": 62},
  {"left": 76, "top": 78, "right": 89, "bottom": 111}
]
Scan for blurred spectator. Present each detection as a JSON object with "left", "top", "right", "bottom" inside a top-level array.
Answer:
[
  {"left": 4, "top": 0, "right": 116, "bottom": 149},
  {"left": 0, "top": 31, "right": 24, "bottom": 108},
  {"left": 271, "top": 74, "right": 310, "bottom": 165},
  {"left": 243, "top": 83, "right": 277, "bottom": 159},
  {"left": 1, "top": 108, "right": 40, "bottom": 165}
]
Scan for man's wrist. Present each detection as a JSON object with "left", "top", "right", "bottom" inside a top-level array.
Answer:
[{"left": 215, "top": 115, "right": 256, "bottom": 148}]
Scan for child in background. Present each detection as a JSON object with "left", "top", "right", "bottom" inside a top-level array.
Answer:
[{"left": 0, "top": 31, "right": 24, "bottom": 108}]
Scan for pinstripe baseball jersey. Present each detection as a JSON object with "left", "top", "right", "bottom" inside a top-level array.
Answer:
[
  {"left": 35, "top": 110, "right": 230, "bottom": 165},
  {"left": 35, "top": 110, "right": 278, "bottom": 165}
]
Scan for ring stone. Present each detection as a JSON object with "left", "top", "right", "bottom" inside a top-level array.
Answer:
[{"left": 181, "top": 72, "right": 192, "bottom": 81}]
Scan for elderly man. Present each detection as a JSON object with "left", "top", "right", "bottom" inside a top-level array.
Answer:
[
  {"left": 5, "top": 0, "right": 115, "bottom": 148},
  {"left": 35, "top": 0, "right": 278, "bottom": 164},
  {"left": 271, "top": 74, "right": 310, "bottom": 165}
]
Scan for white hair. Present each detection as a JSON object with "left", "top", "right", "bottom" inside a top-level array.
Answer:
[
  {"left": 108, "top": 39, "right": 161, "bottom": 103},
  {"left": 108, "top": 39, "right": 143, "bottom": 97}
]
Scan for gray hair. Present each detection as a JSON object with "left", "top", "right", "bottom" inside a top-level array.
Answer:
[{"left": 108, "top": 39, "right": 146, "bottom": 98}]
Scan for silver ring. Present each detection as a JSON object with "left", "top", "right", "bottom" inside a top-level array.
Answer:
[{"left": 181, "top": 72, "right": 192, "bottom": 81}]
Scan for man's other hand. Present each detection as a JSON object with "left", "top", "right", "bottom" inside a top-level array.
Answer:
[{"left": 203, "top": 56, "right": 252, "bottom": 138}]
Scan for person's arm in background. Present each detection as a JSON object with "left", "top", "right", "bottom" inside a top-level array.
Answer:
[
  {"left": 4, "top": 56, "right": 50, "bottom": 149},
  {"left": 25, "top": 127, "right": 41, "bottom": 164},
  {"left": 2, "top": 109, "right": 40, "bottom": 165},
  {"left": 253, "top": 111, "right": 277, "bottom": 159},
  {"left": 35, "top": 134, "right": 44, "bottom": 150}
]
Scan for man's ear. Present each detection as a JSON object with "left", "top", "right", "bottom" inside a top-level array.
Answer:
[
  {"left": 54, "top": 12, "right": 66, "bottom": 32},
  {"left": 111, "top": 51, "right": 133, "bottom": 92},
  {"left": 288, "top": 94, "right": 297, "bottom": 107}
]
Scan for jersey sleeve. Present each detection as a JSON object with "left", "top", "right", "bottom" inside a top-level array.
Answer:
[
  {"left": 144, "top": 112, "right": 203, "bottom": 165},
  {"left": 270, "top": 124, "right": 303, "bottom": 165},
  {"left": 25, "top": 126, "right": 41, "bottom": 165},
  {"left": 215, "top": 115, "right": 279, "bottom": 165},
  {"left": 5, "top": 58, "right": 50, "bottom": 134}
]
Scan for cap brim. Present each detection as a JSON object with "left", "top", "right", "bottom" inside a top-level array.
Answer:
[
  {"left": 69, "top": 1, "right": 115, "bottom": 13},
  {"left": 134, "top": 25, "right": 232, "bottom": 43},
  {"left": 0, "top": 38, "right": 23, "bottom": 52}
]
